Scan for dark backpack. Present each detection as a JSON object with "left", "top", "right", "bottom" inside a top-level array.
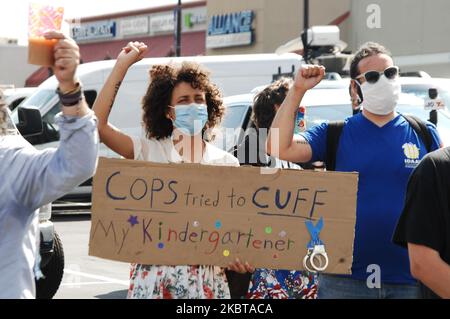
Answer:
[{"left": 325, "top": 115, "right": 433, "bottom": 171}]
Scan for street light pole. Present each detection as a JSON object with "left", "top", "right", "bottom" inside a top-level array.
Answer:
[
  {"left": 302, "top": 0, "right": 309, "bottom": 63},
  {"left": 175, "top": 0, "right": 182, "bottom": 57}
]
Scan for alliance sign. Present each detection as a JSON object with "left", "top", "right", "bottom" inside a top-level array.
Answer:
[{"left": 206, "top": 10, "right": 254, "bottom": 49}]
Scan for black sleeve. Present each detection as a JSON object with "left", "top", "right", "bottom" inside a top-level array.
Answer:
[{"left": 393, "top": 155, "right": 445, "bottom": 253}]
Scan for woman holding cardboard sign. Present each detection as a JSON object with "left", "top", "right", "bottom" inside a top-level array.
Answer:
[{"left": 93, "top": 42, "right": 254, "bottom": 299}]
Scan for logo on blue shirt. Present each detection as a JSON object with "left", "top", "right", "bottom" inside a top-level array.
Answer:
[{"left": 402, "top": 143, "right": 420, "bottom": 168}]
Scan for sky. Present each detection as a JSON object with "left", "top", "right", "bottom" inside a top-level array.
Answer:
[{"left": 0, "top": 0, "right": 196, "bottom": 44}]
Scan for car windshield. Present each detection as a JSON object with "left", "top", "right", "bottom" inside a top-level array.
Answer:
[
  {"left": 398, "top": 104, "right": 450, "bottom": 146},
  {"left": 213, "top": 104, "right": 251, "bottom": 151},
  {"left": 11, "top": 89, "right": 57, "bottom": 124},
  {"left": 401, "top": 83, "right": 450, "bottom": 108},
  {"left": 21, "top": 89, "right": 56, "bottom": 109},
  {"left": 221, "top": 104, "right": 250, "bottom": 129},
  {"left": 305, "top": 104, "right": 353, "bottom": 127},
  {"left": 216, "top": 86, "right": 450, "bottom": 151}
]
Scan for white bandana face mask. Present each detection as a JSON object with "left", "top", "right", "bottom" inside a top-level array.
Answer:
[{"left": 358, "top": 75, "right": 401, "bottom": 115}]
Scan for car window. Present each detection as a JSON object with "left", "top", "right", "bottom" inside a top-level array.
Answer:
[
  {"left": 306, "top": 104, "right": 353, "bottom": 128},
  {"left": 42, "top": 101, "right": 62, "bottom": 131},
  {"left": 21, "top": 89, "right": 56, "bottom": 109},
  {"left": 397, "top": 104, "right": 450, "bottom": 146},
  {"left": 401, "top": 84, "right": 450, "bottom": 108},
  {"left": 215, "top": 97, "right": 450, "bottom": 152},
  {"left": 12, "top": 94, "right": 62, "bottom": 145},
  {"left": 11, "top": 89, "right": 56, "bottom": 124},
  {"left": 213, "top": 104, "right": 251, "bottom": 151},
  {"left": 221, "top": 104, "right": 251, "bottom": 130},
  {"left": 8, "top": 97, "right": 26, "bottom": 111},
  {"left": 12, "top": 90, "right": 97, "bottom": 145}
]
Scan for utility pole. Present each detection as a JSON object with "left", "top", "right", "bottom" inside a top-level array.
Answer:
[
  {"left": 302, "top": 0, "right": 309, "bottom": 63},
  {"left": 174, "top": 0, "right": 182, "bottom": 57}
]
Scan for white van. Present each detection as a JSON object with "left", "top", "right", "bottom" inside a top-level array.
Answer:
[{"left": 14, "top": 53, "right": 303, "bottom": 199}]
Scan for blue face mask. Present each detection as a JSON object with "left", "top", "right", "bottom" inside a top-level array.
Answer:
[{"left": 170, "top": 103, "right": 208, "bottom": 136}]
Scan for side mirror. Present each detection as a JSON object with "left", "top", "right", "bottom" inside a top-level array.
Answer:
[{"left": 16, "top": 107, "right": 43, "bottom": 137}]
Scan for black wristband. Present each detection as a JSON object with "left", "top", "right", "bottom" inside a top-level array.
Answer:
[{"left": 56, "top": 83, "right": 84, "bottom": 107}]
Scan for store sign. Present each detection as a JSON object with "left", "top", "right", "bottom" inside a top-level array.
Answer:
[
  {"left": 207, "top": 10, "right": 254, "bottom": 48},
  {"left": 184, "top": 12, "right": 207, "bottom": 28},
  {"left": 72, "top": 21, "right": 116, "bottom": 41},
  {"left": 150, "top": 13, "right": 174, "bottom": 33},
  {"left": 206, "top": 32, "right": 253, "bottom": 49},
  {"left": 121, "top": 17, "right": 149, "bottom": 36}
]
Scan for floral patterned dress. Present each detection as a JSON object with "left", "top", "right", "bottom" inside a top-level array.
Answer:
[
  {"left": 128, "top": 264, "right": 230, "bottom": 299},
  {"left": 127, "top": 136, "right": 239, "bottom": 299},
  {"left": 247, "top": 269, "right": 317, "bottom": 299}
]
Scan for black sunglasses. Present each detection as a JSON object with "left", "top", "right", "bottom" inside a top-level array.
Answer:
[{"left": 355, "top": 66, "right": 399, "bottom": 84}]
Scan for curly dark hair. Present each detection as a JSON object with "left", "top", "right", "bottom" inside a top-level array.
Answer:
[
  {"left": 252, "top": 77, "right": 293, "bottom": 129},
  {"left": 142, "top": 62, "right": 224, "bottom": 140}
]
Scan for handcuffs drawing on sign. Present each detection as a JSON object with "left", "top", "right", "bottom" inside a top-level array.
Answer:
[{"left": 303, "top": 217, "right": 329, "bottom": 273}]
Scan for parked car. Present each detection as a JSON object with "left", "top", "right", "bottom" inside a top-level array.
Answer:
[
  {"left": 37, "top": 204, "right": 65, "bottom": 299},
  {"left": 213, "top": 87, "right": 450, "bottom": 153},
  {"left": 283, "top": 75, "right": 450, "bottom": 109}
]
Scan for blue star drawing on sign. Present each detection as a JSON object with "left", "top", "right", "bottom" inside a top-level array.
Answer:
[{"left": 127, "top": 215, "right": 139, "bottom": 227}]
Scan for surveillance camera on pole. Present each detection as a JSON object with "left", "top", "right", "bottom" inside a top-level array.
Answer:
[{"left": 277, "top": 25, "right": 353, "bottom": 76}]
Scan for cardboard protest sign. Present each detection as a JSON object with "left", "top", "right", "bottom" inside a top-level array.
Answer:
[{"left": 89, "top": 157, "right": 358, "bottom": 274}]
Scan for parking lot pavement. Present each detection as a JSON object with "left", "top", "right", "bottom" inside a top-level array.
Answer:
[{"left": 52, "top": 213, "right": 130, "bottom": 299}]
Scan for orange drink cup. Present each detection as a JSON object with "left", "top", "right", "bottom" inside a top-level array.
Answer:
[
  {"left": 28, "top": 3, "right": 64, "bottom": 66},
  {"left": 28, "top": 37, "right": 58, "bottom": 66}
]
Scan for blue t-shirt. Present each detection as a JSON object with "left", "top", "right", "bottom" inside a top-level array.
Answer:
[{"left": 302, "top": 113, "right": 441, "bottom": 284}]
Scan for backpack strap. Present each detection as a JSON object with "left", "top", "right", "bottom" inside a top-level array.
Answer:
[
  {"left": 325, "top": 121, "right": 345, "bottom": 171},
  {"left": 402, "top": 114, "right": 433, "bottom": 153}
]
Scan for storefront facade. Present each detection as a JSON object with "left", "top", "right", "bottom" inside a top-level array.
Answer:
[
  {"left": 29, "top": 0, "right": 450, "bottom": 86},
  {"left": 70, "top": 1, "right": 208, "bottom": 62},
  {"left": 69, "top": 0, "right": 351, "bottom": 62},
  {"left": 205, "top": 0, "right": 351, "bottom": 56}
]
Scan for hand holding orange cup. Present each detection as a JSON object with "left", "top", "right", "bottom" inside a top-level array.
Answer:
[{"left": 28, "top": 3, "right": 64, "bottom": 66}]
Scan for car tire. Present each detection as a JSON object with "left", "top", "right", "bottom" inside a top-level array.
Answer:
[{"left": 36, "top": 232, "right": 65, "bottom": 299}]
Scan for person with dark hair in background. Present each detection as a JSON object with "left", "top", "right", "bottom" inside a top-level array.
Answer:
[
  {"left": 229, "top": 78, "right": 317, "bottom": 299},
  {"left": 234, "top": 77, "right": 302, "bottom": 169},
  {"left": 0, "top": 31, "right": 98, "bottom": 299},
  {"left": 267, "top": 42, "right": 442, "bottom": 299},
  {"left": 393, "top": 147, "right": 450, "bottom": 299}
]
